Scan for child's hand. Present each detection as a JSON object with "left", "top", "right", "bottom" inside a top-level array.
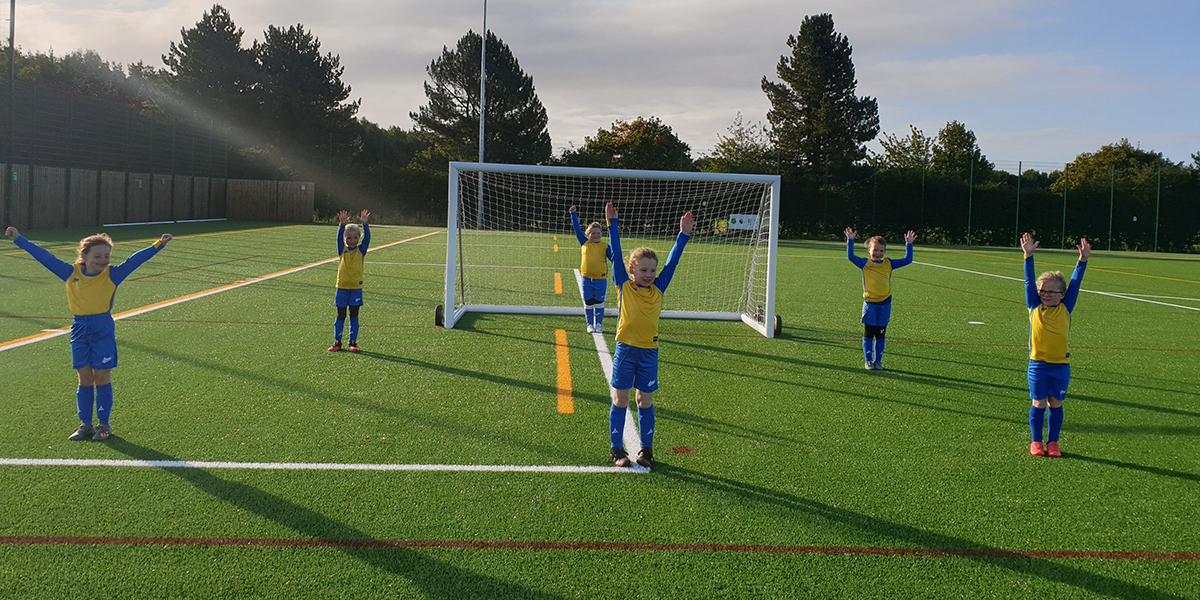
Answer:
[
  {"left": 4, "top": 226, "right": 17, "bottom": 240},
  {"left": 1020, "top": 232, "right": 1039, "bottom": 257},
  {"left": 605, "top": 202, "right": 617, "bottom": 220},
  {"left": 680, "top": 211, "right": 694, "bottom": 235},
  {"left": 844, "top": 227, "right": 856, "bottom": 241},
  {"left": 568, "top": 205, "right": 577, "bottom": 214},
  {"left": 359, "top": 209, "right": 371, "bottom": 224},
  {"left": 159, "top": 234, "right": 173, "bottom": 247},
  {"left": 904, "top": 230, "right": 916, "bottom": 244},
  {"left": 1077, "top": 237, "right": 1091, "bottom": 262},
  {"left": 338, "top": 210, "right": 349, "bottom": 225}
]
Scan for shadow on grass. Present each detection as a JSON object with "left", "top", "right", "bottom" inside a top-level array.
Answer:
[
  {"left": 106, "top": 438, "right": 564, "bottom": 600},
  {"left": 117, "top": 338, "right": 601, "bottom": 466},
  {"left": 657, "top": 464, "right": 1181, "bottom": 600},
  {"left": 1065, "top": 453, "right": 1200, "bottom": 484}
]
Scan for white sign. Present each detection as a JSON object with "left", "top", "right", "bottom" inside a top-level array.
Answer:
[{"left": 728, "top": 214, "right": 758, "bottom": 230}]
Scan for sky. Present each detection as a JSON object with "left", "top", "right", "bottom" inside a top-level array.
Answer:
[{"left": 15, "top": 0, "right": 1200, "bottom": 167}]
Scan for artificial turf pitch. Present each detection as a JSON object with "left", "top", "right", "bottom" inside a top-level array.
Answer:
[{"left": 1, "top": 221, "right": 1197, "bottom": 599}]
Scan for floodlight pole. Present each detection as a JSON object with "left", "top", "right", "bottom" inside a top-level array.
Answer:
[
  {"left": 4, "top": 0, "right": 14, "bottom": 226},
  {"left": 476, "top": 0, "right": 487, "bottom": 228}
]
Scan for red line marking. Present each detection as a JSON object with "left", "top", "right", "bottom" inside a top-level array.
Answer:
[{"left": 0, "top": 536, "right": 1195, "bottom": 560}]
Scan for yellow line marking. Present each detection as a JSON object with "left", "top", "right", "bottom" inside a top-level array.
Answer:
[
  {"left": 554, "top": 272, "right": 563, "bottom": 294},
  {"left": 555, "top": 329, "right": 574, "bottom": 415},
  {"left": 0, "top": 230, "right": 443, "bottom": 352},
  {"left": 553, "top": 244, "right": 559, "bottom": 253}
]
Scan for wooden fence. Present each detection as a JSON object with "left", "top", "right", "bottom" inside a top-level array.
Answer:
[{"left": 1, "top": 164, "right": 313, "bottom": 229}]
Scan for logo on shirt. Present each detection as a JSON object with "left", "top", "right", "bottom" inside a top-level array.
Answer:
[{"left": 71, "top": 278, "right": 80, "bottom": 283}]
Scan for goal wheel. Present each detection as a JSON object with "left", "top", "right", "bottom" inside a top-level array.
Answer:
[
  {"left": 434, "top": 304, "right": 444, "bottom": 327},
  {"left": 773, "top": 315, "right": 782, "bottom": 337}
]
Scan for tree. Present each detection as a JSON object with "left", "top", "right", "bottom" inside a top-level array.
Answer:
[
  {"left": 558, "top": 116, "right": 694, "bottom": 171},
  {"left": 1051, "top": 139, "right": 1174, "bottom": 194},
  {"left": 867, "top": 125, "right": 933, "bottom": 171},
  {"left": 931, "top": 120, "right": 993, "bottom": 180},
  {"left": 697, "top": 113, "right": 776, "bottom": 174},
  {"left": 411, "top": 30, "right": 551, "bottom": 165},
  {"left": 162, "top": 4, "right": 257, "bottom": 121},
  {"left": 761, "top": 13, "right": 879, "bottom": 183},
  {"left": 255, "top": 23, "right": 360, "bottom": 151}
]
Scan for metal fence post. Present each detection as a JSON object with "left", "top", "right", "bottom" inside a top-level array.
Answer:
[
  {"left": 1061, "top": 165, "right": 1068, "bottom": 248},
  {"left": 1107, "top": 164, "right": 1115, "bottom": 251},
  {"left": 1154, "top": 165, "right": 1161, "bottom": 252},
  {"left": 966, "top": 160, "right": 973, "bottom": 246},
  {"left": 1014, "top": 161, "right": 1021, "bottom": 245}
]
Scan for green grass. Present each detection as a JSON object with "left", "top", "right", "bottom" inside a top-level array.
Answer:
[{"left": 1, "top": 222, "right": 1198, "bottom": 599}]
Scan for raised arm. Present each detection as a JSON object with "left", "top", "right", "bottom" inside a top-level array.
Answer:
[
  {"left": 654, "top": 211, "right": 694, "bottom": 293},
  {"left": 569, "top": 207, "right": 588, "bottom": 246},
  {"left": 606, "top": 203, "right": 627, "bottom": 287},
  {"left": 891, "top": 231, "right": 917, "bottom": 269},
  {"left": 1063, "top": 238, "right": 1090, "bottom": 312},
  {"left": 1021, "top": 233, "right": 1040, "bottom": 309},
  {"left": 359, "top": 221, "right": 371, "bottom": 255},
  {"left": 336, "top": 210, "right": 348, "bottom": 254},
  {"left": 10, "top": 230, "right": 74, "bottom": 281},
  {"left": 110, "top": 234, "right": 171, "bottom": 285},
  {"left": 845, "top": 228, "right": 867, "bottom": 269}
]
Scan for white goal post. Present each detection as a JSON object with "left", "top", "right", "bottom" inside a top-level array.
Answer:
[{"left": 441, "top": 162, "right": 781, "bottom": 337}]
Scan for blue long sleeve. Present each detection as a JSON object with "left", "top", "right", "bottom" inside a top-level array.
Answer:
[
  {"left": 610, "top": 217, "right": 627, "bottom": 287},
  {"left": 654, "top": 233, "right": 690, "bottom": 293},
  {"left": 109, "top": 243, "right": 162, "bottom": 285},
  {"left": 570, "top": 213, "right": 589, "bottom": 246},
  {"left": 890, "top": 243, "right": 915, "bottom": 269},
  {"left": 14, "top": 236, "right": 74, "bottom": 281},
  {"left": 847, "top": 239, "right": 867, "bottom": 269},
  {"left": 359, "top": 223, "right": 371, "bottom": 255},
  {"left": 1024, "top": 256, "right": 1040, "bottom": 310},
  {"left": 1063, "top": 261, "right": 1087, "bottom": 312},
  {"left": 336, "top": 224, "right": 345, "bottom": 255}
]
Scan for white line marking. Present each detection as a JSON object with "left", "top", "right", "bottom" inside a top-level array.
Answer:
[
  {"left": 0, "top": 457, "right": 641, "bottom": 474},
  {"left": 914, "top": 261, "right": 1200, "bottom": 312},
  {"left": 1, "top": 231, "right": 444, "bottom": 353}
]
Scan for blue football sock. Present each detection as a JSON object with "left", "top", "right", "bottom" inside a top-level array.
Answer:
[
  {"left": 594, "top": 304, "right": 605, "bottom": 328},
  {"left": 609, "top": 404, "right": 626, "bottom": 448},
  {"left": 638, "top": 405, "right": 655, "bottom": 450},
  {"left": 76, "top": 386, "right": 94, "bottom": 424},
  {"left": 334, "top": 318, "right": 345, "bottom": 342},
  {"left": 1048, "top": 406, "right": 1064, "bottom": 442},
  {"left": 1029, "top": 405, "right": 1046, "bottom": 442},
  {"left": 862, "top": 338, "right": 873, "bottom": 363},
  {"left": 585, "top": 306, "right": 595, "bottom": 327},
  {"left": 96, "top": 383, "right": 114, "bottom": 426},
  {"left": 875, "top": 337, "right": 886, "bottom": 362},
  {"left": 349, "top": 316, "right": 360, "bottom": 342}
]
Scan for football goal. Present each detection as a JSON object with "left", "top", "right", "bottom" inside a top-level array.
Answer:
[{"left": 439, "top": 162, "right": 781, "bottom": 337}]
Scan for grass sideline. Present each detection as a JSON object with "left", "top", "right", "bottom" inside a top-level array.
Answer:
[{"left": 1, "top": 221, "right": 1198, "bottom": 599}]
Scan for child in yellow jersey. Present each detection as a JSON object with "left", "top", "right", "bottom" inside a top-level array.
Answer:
[
  {"left": 330, "top": 209, "right": 371, "bottom": 352},
  {"left": 845, "top": 227, "right": 916, "bottom": 370},
  {"left": 604, "top": 202, "right": 693, "bottom": 468},
  {"left": 568, "top": 205, "right": 614, "bottom": 333},
  {"left": 6, "top": 226, "right": 172, "bottom": 441},
  {"left": 1021, "top": 232, "right": 1090, "bottom": 458}
]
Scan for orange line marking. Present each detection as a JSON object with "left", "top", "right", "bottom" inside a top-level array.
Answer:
[
  {"left": 554, "top": 272, "right": 563, "bottom": 294},
  {"left": 553, "top": 244, "right": 559, "bottom": 253},
  {"left": 555, "top": 329, "right": 574, "bottom": 414}
]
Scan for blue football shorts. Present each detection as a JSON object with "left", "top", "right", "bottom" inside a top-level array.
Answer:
[
  {"left": 861, "top": 300, "right": 892, "bottom": 327},
  {"left": 335, "top": 288, "right": 364, "bottom": 307},
  {"left": 70, "top": 315, "right": 118, "bottom": 370},
  {"left": 581, "top": 276, "right": 608, "bottom": 304},
  {"left": 610, "top": 343, "right": 660, "bottom": 393},
  {"left": 1028, "top": 360, "right": 1070, "bottom": 401}
]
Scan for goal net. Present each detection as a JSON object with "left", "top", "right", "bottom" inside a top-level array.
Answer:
[{"left": 442, "top": 162, "right": 780, "bottom": 337}]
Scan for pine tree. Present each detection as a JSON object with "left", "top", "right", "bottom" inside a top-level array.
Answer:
[
  {"left": 761, "top": 13, "right": 878, "bottom": 184},
  {"left": 411, "top": 30, "right": 551, "bottom": 165}
]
